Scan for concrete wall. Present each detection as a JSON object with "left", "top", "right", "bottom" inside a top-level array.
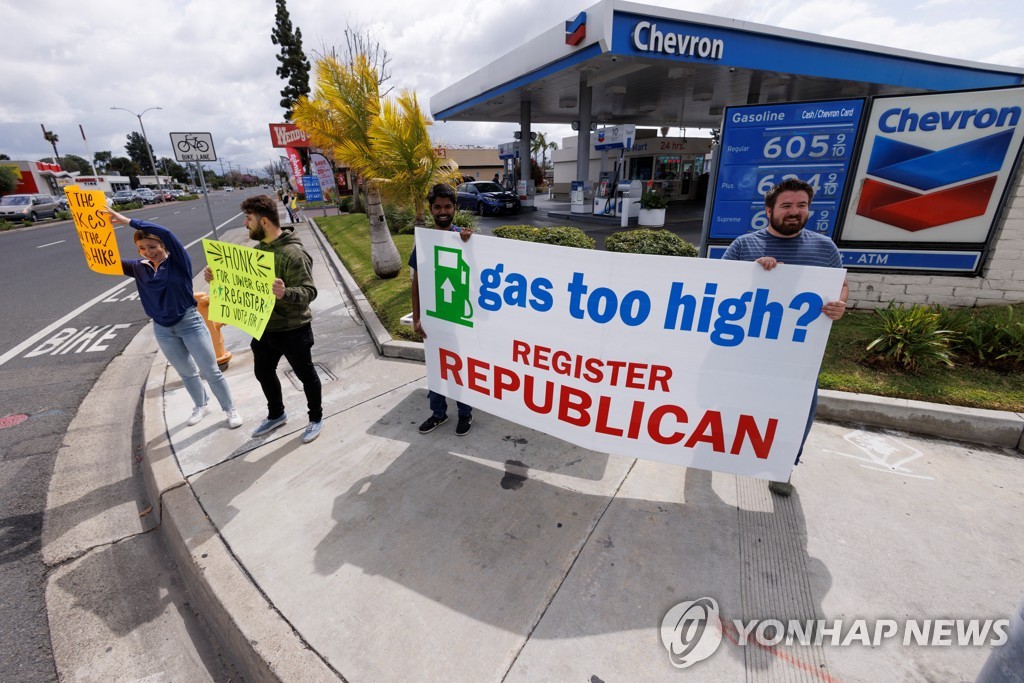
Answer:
[{"left": 846, "top": 169, "right": 1024, "bottom": 309}]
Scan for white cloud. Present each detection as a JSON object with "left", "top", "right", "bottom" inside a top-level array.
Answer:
[{"left": 2, "top": 0, "right": 1021, "bottom": 175}]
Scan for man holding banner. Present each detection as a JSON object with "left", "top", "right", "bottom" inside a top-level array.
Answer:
[
  {"left": 411, "top": 184, "right": 475, "bottom": 436},
  {"left": 722, "top": 178, "right": 848, "bottom": 496},
  {"left": 206, "top": 195, "right": 322, "bottom": 443},
  {"left": 105, "top": 209, "right": 243, "bottom": 430}
]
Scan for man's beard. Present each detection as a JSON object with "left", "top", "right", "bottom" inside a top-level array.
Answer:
[
  {"left": 248, "top": 224, "right": 265, "bottom": 241},
  {"left": 770, "top": 211, "right": 807, "bottom": 236},
  {"left": 433, "top": 214, "right": 454, "bottom": 229}
]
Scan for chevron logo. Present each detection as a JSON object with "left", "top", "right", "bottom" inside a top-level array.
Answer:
[
  {"left": 856, "top": 130, "right": 1013, "bottom": 231},
  {"left": 566, "top": 12, "right": 586, "bottom": 46}
]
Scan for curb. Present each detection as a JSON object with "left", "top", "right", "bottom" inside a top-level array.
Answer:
[
  {"left": 817, "top": 390, "right": 1024, "bottom": 451},
  {"left": 309, "top": 217, "right": 1024, "bottom": 454},
  {"left": 138, "top": 324, "right": 340, "bottom": 677}
]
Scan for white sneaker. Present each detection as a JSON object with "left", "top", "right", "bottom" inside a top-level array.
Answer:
[
  {"left": 187, "top": 404, "right": 208, "bottom": 426},
  {"left": 226, "top": 409, "right": 243, "bottom": 429}
]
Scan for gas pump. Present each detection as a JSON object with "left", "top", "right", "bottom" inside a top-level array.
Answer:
[
  {"left": 593, "top": 171, "right": 615, "bottom": 215},
  {"left": 427, "top": 246, "right": 474, "bottom": 328},
  {"left": 616, "top": 179, "right": 643, "bottom": 226}
]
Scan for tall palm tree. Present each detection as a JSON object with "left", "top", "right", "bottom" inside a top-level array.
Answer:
[
  {"left": 293, "top": 54, "right": 461, "bottom": 277},
  {"left": 292, "top": 54, "right": 401, "bottom": 278},
  {"left": 530, "top": 131, "right": 558, "bottom": 175},
  {"left": 369, "top": 91, "right": 463, "bottom": 224},
  {"left": 42, "top": 130, "right": 61, "bottom": 166}
]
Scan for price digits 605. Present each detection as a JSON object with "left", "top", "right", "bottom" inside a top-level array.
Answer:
[{"left": 762, "top": 133, "right": 847, "bottom": 160}]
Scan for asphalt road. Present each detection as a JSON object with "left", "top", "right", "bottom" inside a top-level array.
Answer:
[{"left": 0, "top": 189, "right": 263, "bottom": 682}]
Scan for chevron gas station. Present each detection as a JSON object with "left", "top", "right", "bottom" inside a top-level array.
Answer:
[{"left": 431, "top": 0, "right": 1024, "bottom": 305}]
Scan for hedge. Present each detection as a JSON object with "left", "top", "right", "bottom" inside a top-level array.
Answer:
[
  {"left": 492, "top": 225, "right": 595, "bottom": 250},
  {"left": 604, "top": 228, "right": 698, "bottom": 257}
]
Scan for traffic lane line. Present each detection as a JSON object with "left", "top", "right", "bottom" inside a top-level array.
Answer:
[{"left": 0, "top": 212, "right": 242, "bottom": 367}]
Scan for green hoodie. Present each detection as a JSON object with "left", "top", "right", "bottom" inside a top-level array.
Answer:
[{"left": 257, "top": 226, "right": 317, "bottom": 332}]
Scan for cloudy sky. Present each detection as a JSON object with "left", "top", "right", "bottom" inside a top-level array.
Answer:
[{"left": 3, "top": 0, "right": 1022, "bottom": 177}]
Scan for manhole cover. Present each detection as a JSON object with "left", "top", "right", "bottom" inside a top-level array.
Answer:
[
  {"left": 0, "top": 414, "right": 29, "bottom": 429},
  {"left": 285, "top": 362, "right": 337, "bottom": 391}
]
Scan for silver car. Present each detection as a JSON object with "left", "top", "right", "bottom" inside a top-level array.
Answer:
[{"left": 0, "top": 194, "right": 61, "bottom": 222}]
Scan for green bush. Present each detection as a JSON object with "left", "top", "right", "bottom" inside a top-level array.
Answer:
[
  {"left": 0, "top": 219, "right": 13, "bottom": 232},
  {"left": 55, "top": 209, "right": 72, "bottom": 221},
  {"left": 605, "top": 229, "right": 697, "bottom": 257},
  {"left": 492, "top": 224, "right": 595, "bottom": 250},
  {"left": 864, "top": 303, "right": 953, "bottom": 372},
  {"left": 383, "top": 204, "right": 416, "bottom": 235},
  {"left": 639, "top": 190, "right": 669, "bottom": 210},
  {"left": 930, "top": 304, "right": 1024, "bottom": 371},
  {"left": 339, "top": 196, "right": 352, "bottom": 212},
  {"left": 968, "top": 306, "right": 1024, "bottom": 370}
]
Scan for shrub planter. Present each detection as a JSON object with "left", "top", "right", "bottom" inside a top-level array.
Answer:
[{"left": 638, "top": 207, "right": 666, "bottom": 228}]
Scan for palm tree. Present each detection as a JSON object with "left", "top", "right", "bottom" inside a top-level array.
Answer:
[
  {"left": 293, "top": 54, "right": 460, "bottom": 277},
  {"left": 292, "top": 54, "right": 401, "bottom": 278},
  {"left": 531, "top": 131, "right": 558, "bottom": 175},
  {"left": 369, "top": 91, "right": 463, "bottom": 224},
  {"left": 42, "top": 129, "right": 61, "bottom": 166}
]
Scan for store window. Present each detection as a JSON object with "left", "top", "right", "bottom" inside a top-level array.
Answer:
[{"left": 628, "top": 156, "right": 653, "bottom": 181}]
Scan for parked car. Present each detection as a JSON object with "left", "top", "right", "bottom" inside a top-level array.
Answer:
[
  {"left": 0, "top": 194, "right": 61, "bottom": 222},
  {"left": 456, "top": 181, "right": 521, "bottom": 216},
  {"left": 224, "top": 187, "right": 234, "bottom": 192},
  {"left": 157, "top": 189, "right": 173, "bottom": 201},
  {"left": 169, "top": 189, "right": 184, "bottom": 199},
  {"left": 111, "top": 190, "right": 137, "bottom": 206},
  {"left": 134, "top": 189, "right": 159, "bottom": 205}
]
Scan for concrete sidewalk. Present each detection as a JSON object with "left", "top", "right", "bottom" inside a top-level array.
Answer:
[{"left": 139, "top": 218, "right": 1024, "bottom": 682}]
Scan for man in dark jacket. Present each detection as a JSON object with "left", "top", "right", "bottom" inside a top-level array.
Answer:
[{"left": 206, "top": 194, "right": 323, "bottom": 443}]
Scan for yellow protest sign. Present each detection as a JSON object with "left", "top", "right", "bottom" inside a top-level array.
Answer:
[
  {"left": 203, "top": 239, "right": 276, "bottom": 339},
  {"left": 66, "top": 185, "right": 122, "bottom": 275}
]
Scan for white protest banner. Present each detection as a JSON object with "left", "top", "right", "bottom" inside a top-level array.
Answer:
[{"left": 415, "top": 229, "right": 845, "bottom": 482}]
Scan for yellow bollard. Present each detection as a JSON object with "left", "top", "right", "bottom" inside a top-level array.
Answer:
[{"left": 194, "top": 292, "right": 232, "bottom": 369}]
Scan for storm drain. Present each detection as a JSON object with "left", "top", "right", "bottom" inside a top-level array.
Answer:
[{"left": 285, "top": 362, "right": 337, "bottom": 390}]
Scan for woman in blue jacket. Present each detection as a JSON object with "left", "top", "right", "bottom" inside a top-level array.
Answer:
[{"left": 106, "top": 208, "right": 242, "bottom": 429}]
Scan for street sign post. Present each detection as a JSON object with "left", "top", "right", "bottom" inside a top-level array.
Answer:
[{"left": 169, "top": 132, "right": 217, "bottom": 163}]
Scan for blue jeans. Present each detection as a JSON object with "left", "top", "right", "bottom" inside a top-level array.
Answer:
[
  {"left": 428, "top": 390, "right": 471, "bottom": 419},
  {"left": 154, "top": 307, "right": 235, "bottom": 411},
  {"left": 794, "top": 381, "right": 819, "bottom": 466}
]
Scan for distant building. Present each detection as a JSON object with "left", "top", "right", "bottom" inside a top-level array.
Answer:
[
  {"left": 435, "top": 147, "right": 502, "bottom": 181},
  {"left": 0, "top": 159, "right": 131, "bottom": 198}
]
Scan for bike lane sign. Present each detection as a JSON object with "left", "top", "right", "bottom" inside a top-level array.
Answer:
[{"left": 170, "top": 132, "right": 217, "bottom": 162}]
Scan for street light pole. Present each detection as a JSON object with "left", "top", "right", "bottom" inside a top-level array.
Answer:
[{"left": 111, "top": 105, "right": 162, "bottom": 195}]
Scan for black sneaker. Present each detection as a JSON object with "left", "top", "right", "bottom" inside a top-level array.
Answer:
[
  {"left": 455, "top": 414, "right": 473, "bottom": 436},
  {"left": 418, "top": 414, "right": 448, "bottom": 434}
]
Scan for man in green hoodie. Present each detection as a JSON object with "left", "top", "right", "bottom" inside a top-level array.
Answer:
[{"left": 205, "top": 194, "right": 323, "bottom": 443}]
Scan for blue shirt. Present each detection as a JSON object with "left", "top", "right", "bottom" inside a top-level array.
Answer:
[
  {"left": 721, "top": 229, "right": 843, "bottom": 269},
  {"left": 121, "top": 219, "right": 196, "bottom": 327}
]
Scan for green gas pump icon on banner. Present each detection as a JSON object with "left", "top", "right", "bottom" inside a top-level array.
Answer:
[{"left": 427, "top": 246, "right": 474, "bottom": 327}]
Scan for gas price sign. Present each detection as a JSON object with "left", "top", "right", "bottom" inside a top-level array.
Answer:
[{"left": 709, "top": 99, "right": 865, "bottom": 240}]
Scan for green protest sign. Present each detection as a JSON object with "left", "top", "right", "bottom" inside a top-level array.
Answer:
[{"left": 203, "top": 239, "right": 276, "bottom": 339}]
